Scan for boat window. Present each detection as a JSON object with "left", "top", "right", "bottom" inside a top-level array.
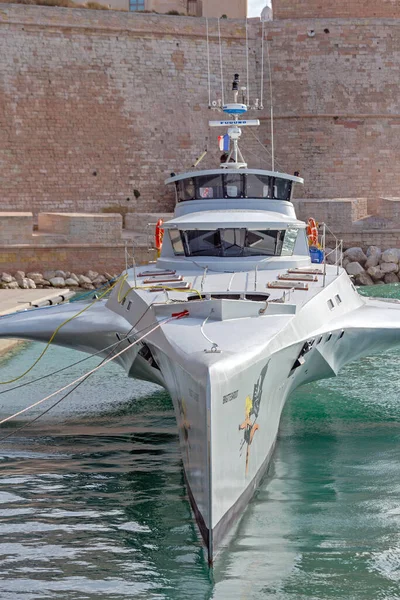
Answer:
[
  {"left": 169, "top": 229, "right": 185, "bottom": 256},
  {"left": 273, "top": 177, "right": 293, "bottom": 201},
  {"left": 224, "top": 173, "right": 244, "bottom": 198},
  {"left": 172, "top": 228, "right": 299, "bottom": 257},
  {"left": 176, "top": 178, "right": 195, "bottom": 202},
  {"left": 182, "top": 230, "right": 221, "bottom": 256},
  {"left": 281, "top": 226, "right": 298, "bottom": 256},
  {"left": 195, "top": 174, "right": 224, "bottom": 199},
  {"left": 220, "top": 228, "right": 246, "bottom": 256},
  {"left": 245, "top": 174, "right": 272, "bottom": 198}
]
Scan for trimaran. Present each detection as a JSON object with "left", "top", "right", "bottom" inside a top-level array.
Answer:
[{"left": 1, "top": 74, "right": 400, "bottom": 564}]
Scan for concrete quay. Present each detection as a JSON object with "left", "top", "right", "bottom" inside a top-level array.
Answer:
[{"left": 0, "top": 289, "right": 72, "bottom": 357}]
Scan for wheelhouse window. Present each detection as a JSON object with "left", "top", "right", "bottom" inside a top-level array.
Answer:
[
  {"left": 174, "top": 174, "right": 293, "bottom": 202},
  {"left": 224, "top": 173, "right": 244, "bottom": 198},
  {"left": 196, "top": 174, "right": 224, "bottom": 199},
  {"left": 169, "top": 228, "right": 299, "bottom": 258},
  {"left": 246, "top": 174, "right": 272, "bottom": 198}
]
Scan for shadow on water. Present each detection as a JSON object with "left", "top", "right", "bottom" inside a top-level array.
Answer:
[{"left": 1, "top": 284, "right": 400, "bottom": 599}]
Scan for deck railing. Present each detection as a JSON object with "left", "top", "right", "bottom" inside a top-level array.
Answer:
[{"left": 319, "top": 223, "right": 343, "bottom": 287}]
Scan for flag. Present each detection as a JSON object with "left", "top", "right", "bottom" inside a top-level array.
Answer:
[{"left": 218, "top": 134, "right": 230, "bottom": 152}]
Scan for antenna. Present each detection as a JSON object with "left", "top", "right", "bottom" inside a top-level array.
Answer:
[
  {"left": 209, "top": 73, "right": 260, "bottom": 169},
  {"left": 218, "top": 18, "right": 225, "bottom": 105},
  {"left": 245, "top": 18, "right": 250, "bottom": 106},
  {"left": 266, "top": 37, "right": 275, "bottom": 172},
  {"left": 206, "top": 18, "right": 211, "bottom": 108}
]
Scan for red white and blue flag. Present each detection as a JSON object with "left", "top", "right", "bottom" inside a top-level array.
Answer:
[{"left": 218, "top": 134, "right": 230, "bottom": 152}]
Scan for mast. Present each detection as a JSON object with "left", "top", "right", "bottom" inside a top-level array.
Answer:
[{"left": 209, "top": 74, "right": 260, "bottom": 170}]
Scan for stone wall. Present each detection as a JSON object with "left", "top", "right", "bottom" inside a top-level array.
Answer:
[
  {"left": 0, "top": 244, "right": 149, "bottom": 273},
  {"left": 272, "top": 0, "right": 400, "bottom": 20},
  {"left": 2, "top": 5, "right": 400, "bottom": 248}
]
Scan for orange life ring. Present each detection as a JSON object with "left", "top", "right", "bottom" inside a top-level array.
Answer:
[
  {"left": 155, "top": 218, "right": 164, "bottom": 253},
  {"left": 306, "top": 217, "right": 318, "bottom": 247}
]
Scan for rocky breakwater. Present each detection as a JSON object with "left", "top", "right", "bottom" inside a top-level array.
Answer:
[
  {"left": 0, "top": 270, "right": 119, "bottom": 291},
  {"left": 326, "top": 246, "right": 400, "bottom": 286}
]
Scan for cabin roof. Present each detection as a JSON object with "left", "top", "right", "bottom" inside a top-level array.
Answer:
[
  {"left": 162, "top": 210, "right": 305, "bottom": 230},
  {"left": 165, "top": 168, "right": 304, "bottom": 185}
]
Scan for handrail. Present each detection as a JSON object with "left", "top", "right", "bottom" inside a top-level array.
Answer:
[{"left": 319, "top": 222, "right": 343, "bottom": 287}]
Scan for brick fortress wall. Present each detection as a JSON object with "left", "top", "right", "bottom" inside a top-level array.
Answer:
[{"left": 1, "top": 4, "right": 400, "bottom": 249}]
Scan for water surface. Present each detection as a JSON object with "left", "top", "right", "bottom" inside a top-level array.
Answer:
[{"left": 0, "top": 284, "right": 400, "bottom": 599}]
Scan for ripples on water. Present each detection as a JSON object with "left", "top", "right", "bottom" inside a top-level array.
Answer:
[{"left": 0, "top": 285, "right": 400, "bottom": 599}]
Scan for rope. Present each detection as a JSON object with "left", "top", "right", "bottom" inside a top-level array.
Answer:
[
  {"left": 0, "top": 314, "right": 186, "bottom": 428},
  {"left": 0, "top": 303, "right": 161, "bottom": 441},
  {"left": 206, "top": 17, "right": 211, "bottom": 108},
  {"left": 0, "top": 316, "right": 158, "bottom": 397},
  {"left": 218, "top": 18, "right": 225, "bottom": 105},
  {"left": 0, "top": 275, "right": 125, "bottom": 386}
]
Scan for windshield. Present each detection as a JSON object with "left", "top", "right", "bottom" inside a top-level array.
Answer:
[
  {"left": 169, "top": 228, "right": 299, "bottom": 257},
  {"left": 175, "top": 174, "right": 293, "bottom": 202}
]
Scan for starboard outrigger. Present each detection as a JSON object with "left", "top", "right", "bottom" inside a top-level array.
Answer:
[{"left": 1, "top": 75, "right": 400, "bottom": 564}]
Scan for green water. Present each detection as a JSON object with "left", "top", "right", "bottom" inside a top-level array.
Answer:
[{"left": 0, "top": 285, "right": 400, "bottom": 599}]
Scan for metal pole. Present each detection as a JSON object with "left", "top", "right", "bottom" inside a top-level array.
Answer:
[{"left": 323, "top": 223, "right": 327, "bottom": 288}]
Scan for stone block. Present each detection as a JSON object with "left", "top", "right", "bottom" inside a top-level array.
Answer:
[{"left": 38, "top": 213, "right": 123, "bottom": 244}]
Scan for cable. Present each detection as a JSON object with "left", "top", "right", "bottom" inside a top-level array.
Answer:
[
  {"left": 206, "top": 17, "right": 211, "bottom": 108},
  {"left": 0, "top": 316, "right": 182, "bottom": 428},
  {"left": 0, "top": 274, "right": 126, "bottom": 386},
  {"left": 0, "top": 302, "right": 162, "bottom": 441},
  {"left": 0, "top": 314, "right": 158, "bottom": 397},
  {"left": 218, "top": 18, "right": 225, "bottom": 105}
]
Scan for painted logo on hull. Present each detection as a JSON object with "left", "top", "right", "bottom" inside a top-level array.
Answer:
[{"left": 239, "top": 362, "right": 270, "bottom": 476}]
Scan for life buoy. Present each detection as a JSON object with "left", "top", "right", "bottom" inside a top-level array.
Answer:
[
  {"left": 306, "top": 217, "right": 318, "bottom": 247},
  {"left": 155, "top": 218, "right": 164, "bottom": 255}
]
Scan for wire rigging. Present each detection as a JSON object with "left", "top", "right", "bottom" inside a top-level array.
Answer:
[
  {"left": 245, "top": 17, "right": 250, "bottom": 105},
  {"left": 218, "top": 18, "right": 225, "bottom": 105},
  {"left": 206, "top": 17, "right": 211, "bottom": 108}
]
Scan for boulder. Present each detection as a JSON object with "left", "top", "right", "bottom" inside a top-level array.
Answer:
[
  {"left": 64, "top": 271, "right": 71, "bottom": 279},
  {"left": 380, "top": 262, "right": 399, "bottom": 274},
  {"left": 70, "top": 273, "right": 80, "bottom": 283},
  {"left": 0, "top": 282, "right": 9, "bottom": 289},
  {"left": 92, "top": 276, "right": 107, "bottom": 286},
  {"left": 26, "top": 272, "right": 44, "bottom": 284},
  {"left": 355, "top": 272, "right": 374, "bottom": 286},
  {"left": 342, "top": 257, "right": 351, "bottom": 269},
  {"left": 86, "top": 270, "right": 99, "bottom": 282},
  {"left": 65, "top": 278, "right": 80, "bottom": 287},
  {"left": 14, "top": 270, "right": 25, "bottom": 281},
  {"left": 325, "top": 247, "right": 343, "bottom": 266},
  {"left": 384, "top": 273, "right": 400, "bottom": 284},
  {"left": 367, "top": 266, "right": 385, "bottom": 281},
  {"left": 344, "top": 247, "right": 367, "bottom": 265},
  {"left": 78, "top": 275, "right": 92, "bottom": 285},
  {"left": 18, "top": 278, "right": 30, "bottom": 289},
  {"left": 381, "top": 248, "right": 399, "bottom": 264},
  {"left": 1, "top": 273, "right": 12, "bottom": 283},
  {"left": 55, "top": 270, "right": 66, "bottom": 279},
  {"left": 7, "top": 281, "right": 19, "bottom": 289},
  {"left": 104, "top": 272, "right": 113, "bottom": 281},
  {"left": 44, "top": 270, "right": 56, "bottom": 281},
  {"left": 365, "top": 246, "right": 382, "bottom": 269},
  {"left": 345, "top": 262, "right": 365, "bottom": 276},
  {"left": 81, "top": 282, "right": 95, "bottom": 290},
  {"left": 49, "top": 277, "right": 65, "bottom": 288},
  {"left": 26, "top": 278, "right": 37, "bottom": 289}
]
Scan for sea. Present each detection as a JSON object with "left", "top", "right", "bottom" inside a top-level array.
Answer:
[{"left": 0, "top": 284, "right": 400, "bottom": 599}]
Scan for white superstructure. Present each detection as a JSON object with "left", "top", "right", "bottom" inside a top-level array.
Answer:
[{"left": 1, "top": 74, "right": 400, "bottom": 564}]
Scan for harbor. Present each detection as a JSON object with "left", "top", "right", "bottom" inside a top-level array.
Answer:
[
  {"left": 0, "top": 284, "right": 399, "bottom": 598},
  {"left": 1, "top": 0, "right": 400, "bottom": 595}
]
